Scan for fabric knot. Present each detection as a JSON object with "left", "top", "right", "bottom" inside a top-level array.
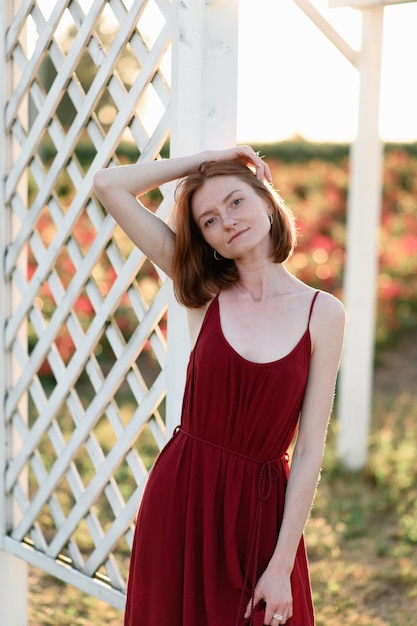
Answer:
[
  {"left": 236, "top": 457, "right": 286, "bottom": 626},
  {"left": 257, "top": 460, "right": 277, "bottom": 500}
]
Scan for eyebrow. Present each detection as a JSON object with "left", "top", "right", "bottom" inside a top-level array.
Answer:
[{"left": 196, "top": 189, "right": 242, "bottom": 223}]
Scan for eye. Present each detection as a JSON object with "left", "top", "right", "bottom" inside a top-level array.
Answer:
[
  {"left": 204, "top": 216, "right": 216, "bottom": 227},
  {"left": 232, "top": 198, "right": 242, "bottom": 207}
]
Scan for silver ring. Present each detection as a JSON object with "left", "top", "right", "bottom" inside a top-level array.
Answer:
[{"left": 272, "top": 614, "right": 283, "bottom": 621}]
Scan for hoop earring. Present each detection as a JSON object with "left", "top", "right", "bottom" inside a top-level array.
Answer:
[{"left": 213, "top": 250, "right": 222, "bottom": 261}]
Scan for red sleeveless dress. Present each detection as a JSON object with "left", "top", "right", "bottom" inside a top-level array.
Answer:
[{"left": 124, "top": 292, "right": 318, "bottom": 626}]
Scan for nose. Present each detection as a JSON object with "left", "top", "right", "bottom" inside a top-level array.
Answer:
[{"left": 222, "top": 214, "right": 237, "bottom": 228}]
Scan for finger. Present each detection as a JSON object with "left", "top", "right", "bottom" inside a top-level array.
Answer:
[
  {"left": 255, "top": 163, "right": 267, "bottom": 182},
  {"left": 243, "top": 597, "right": 250, "bottom": 618},
  {"left": 235, "top": 146, "right": 272, "bottom": 183},
  {"left": 263, "top": 606, "right": 276, "bottom": 624},
  {"left": 263, "top": 599, "right": 282, "bottom": 624},
  {"left": 263, "top": 161, "right": 273, "bottom": 183},
  {"left": 243, "top": 589, "right": 261, "bottom": 619},
  {"left": 251, "top": 151, "right": 272, "bottom": 183},
  {"left": 238, "top": 145, "right": 262, "bottom": 166},
  {"left": 250, "top": 152, "right": 267, "bottom": 182},
  {"left": 267, "top": 610, "right": 284, "bottom": 625},
  {"left": 243, "top": 597, "right": 254, "bottom": 619}
]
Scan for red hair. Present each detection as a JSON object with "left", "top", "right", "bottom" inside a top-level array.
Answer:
[{"left": 172, "top": 160, "right": 296, "bottom": 308}]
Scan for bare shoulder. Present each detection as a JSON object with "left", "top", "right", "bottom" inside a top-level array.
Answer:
[
  {"left": 287, "top": 275, "right": 344, "bottom": 323},
  {"left": 311, "top": 290, "right": 346, "bottom": 347},
  {"left": 314, "top": 290, "right": 345, "bottom": 321}
]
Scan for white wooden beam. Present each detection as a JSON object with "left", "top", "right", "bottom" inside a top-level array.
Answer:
[
  {"left": 3, "top": 536, "right": 125, "bottom": 610},
  {"left": 337, "top": 8, "right": 385, "bottom": 469},
  {"left": 0, "top": 2, "right": 28, "bottom": 624},
  {"left": 330, "top": 0, "right": 415, "bottom": 8},
  {"left": 167, "top": 0, "right": 239, "bottom": 434},
  {"left": 294, "top": 0, "right": 359, "bottom": 66}
]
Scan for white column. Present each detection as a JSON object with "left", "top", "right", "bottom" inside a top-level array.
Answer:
[
  {"left": 337, "top": 7, "right": 384, "bottom": 470},
  {"left": 165, "top": 0, "right": 240, "bottom": 433},
  {"left": 170, "top": 0, "right": 239, "bottom": 153},
  {"left": 0, "top": 2, "right": 28, "bottom": 624},
  {"left": 0, "top": 553, "right": 28, "bottom": 625}
]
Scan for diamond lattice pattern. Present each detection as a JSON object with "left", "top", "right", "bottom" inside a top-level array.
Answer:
[{"left": 3, "top": 0, "right": 172, "bottom": 604}]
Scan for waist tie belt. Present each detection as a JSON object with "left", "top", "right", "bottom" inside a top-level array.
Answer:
[{"left": 173, "top": 426, "right": 289, "bottom": 626}]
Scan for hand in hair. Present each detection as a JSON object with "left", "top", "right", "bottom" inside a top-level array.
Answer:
[{"left": 204, "top": 145, "right": 273, "bottom": 183}]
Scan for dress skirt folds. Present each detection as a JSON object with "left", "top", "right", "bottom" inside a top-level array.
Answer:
[{"left": 124, "top": 293, "right": 319, "bottom": 626}]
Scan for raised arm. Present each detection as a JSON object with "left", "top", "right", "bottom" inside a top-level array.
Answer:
[
  {"left": 93, "top": 147, "right": 271, "bottom": 277},
  {"left": 93, "top": 153, "right": 207, "bottom": 276}
]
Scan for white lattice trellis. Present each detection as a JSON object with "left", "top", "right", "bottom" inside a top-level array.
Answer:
[{"left": 1, "top": 0, "right": 172, "bottom": 608}]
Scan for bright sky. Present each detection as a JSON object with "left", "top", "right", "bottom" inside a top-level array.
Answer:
[
  {"left": 36, "top": 0, "right": 417, "bottom": 144},
  {"left": 237, "top": 0, "right": 417, "bottom": 143}
]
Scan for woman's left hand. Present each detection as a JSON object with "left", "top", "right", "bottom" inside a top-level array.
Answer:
[
  {"left": 244, "top": 565, "right": 293, "bottom": 624},
  {"left": 202, "top": 145, "right": 272, "bottom": 183}
]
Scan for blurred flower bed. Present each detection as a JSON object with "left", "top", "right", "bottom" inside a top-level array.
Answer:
[
  {"left": 28, "top": 145, "right": 417, "bottom": 373},
  {"left": 271, "top": 148, "right": 417, "bottom": 348}
]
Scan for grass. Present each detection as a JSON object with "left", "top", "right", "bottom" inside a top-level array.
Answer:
[
  {"left": 307, "top": 330, "right": 417, "bottom": 626},
  {"left": 27, "top": 330, "right": 417, "bottom": 625}
]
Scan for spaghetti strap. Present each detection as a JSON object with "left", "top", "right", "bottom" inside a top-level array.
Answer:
[{"left": 308, "top": 291, "right": 320, "bottom": 327}]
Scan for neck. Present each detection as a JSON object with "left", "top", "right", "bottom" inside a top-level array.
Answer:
[{"left": 236, "top": 263, "right": 290, "bottom": 302}]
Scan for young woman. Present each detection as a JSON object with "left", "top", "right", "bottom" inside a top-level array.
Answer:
[{"left": 93, "top": 146, "right": 345, "bottom": 626}]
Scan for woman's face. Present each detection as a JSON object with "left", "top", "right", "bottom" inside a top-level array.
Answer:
[{"left": 191, "top": 175, "right": 272, "bottom": 260}]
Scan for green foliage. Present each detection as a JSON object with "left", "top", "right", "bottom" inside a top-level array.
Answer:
[
  {"left": 253, "top": 139, "right": 351, "bottom": 163},
  {"left": 251, "top": 139, "right": 417, "bottom": 164},
  {"left": 305, "top": 369, "right": 417, "bottom": 625}
]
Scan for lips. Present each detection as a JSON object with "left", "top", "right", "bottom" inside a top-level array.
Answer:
[{"left": 228, "top": 228, "right": 249, "bottom": 244}]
